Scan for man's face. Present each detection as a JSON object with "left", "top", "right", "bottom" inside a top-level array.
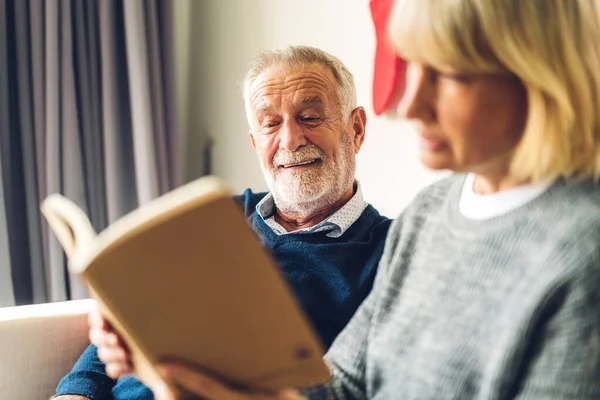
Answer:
[{"left": 248, "top": 63, "right": 361, "bottom": 214}]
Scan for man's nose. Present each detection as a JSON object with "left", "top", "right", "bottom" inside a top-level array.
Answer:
[{"left": 279, "top": 120, "right": 307, "bottom": 152}]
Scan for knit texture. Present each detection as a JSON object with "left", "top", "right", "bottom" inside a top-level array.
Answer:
[{"left": 302, "top": 175, "right": 600, "bottom": 399}]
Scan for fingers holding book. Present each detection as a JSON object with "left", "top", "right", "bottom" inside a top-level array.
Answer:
[
  {"left": 88, "top": 305, "right": 134, "bottom": 379},
  {"left": 87, "top": 303, "right": 309, "bottom": 399}
]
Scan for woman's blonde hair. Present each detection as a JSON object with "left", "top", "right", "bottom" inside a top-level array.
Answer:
[{"left": 389, "top": 0, "right": 600, "bottom": 182}]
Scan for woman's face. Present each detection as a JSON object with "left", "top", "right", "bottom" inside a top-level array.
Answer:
[{"left": 396, "top": 61, "right": 528, "bottom": 178}]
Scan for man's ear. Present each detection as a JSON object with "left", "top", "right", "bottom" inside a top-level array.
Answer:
[
  {"left": 249, "top": 130, "right": 257, "bottom": 150},
  {"left": 349, "top": 107, "right": 367, "bottom": 153}
]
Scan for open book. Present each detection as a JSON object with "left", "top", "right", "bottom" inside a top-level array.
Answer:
[{"left": 41, "top": 176, "right": 330, "bottom": 397}]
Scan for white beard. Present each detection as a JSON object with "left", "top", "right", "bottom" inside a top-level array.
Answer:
[{"left": 259, "top": 134, "right": 356, "bottom": 215}]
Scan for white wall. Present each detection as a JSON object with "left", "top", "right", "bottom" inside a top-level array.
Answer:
[{"left": 184, "top": 0, "right": 443, "bottom": 218}]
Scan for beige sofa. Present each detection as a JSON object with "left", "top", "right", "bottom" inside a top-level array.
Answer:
[{"left": 0, "top": 299, "right": 94, "bottom": 400}]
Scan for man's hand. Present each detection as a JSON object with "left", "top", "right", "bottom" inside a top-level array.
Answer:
[
  {"left": 152, "top": 362, "right": 306, "bottom": 400},
  {"left": 89, "top": 308, "right": 307, "bottom": 400},
  {"left": 88, "top": 305, "right": 133, "bottom": 378}
]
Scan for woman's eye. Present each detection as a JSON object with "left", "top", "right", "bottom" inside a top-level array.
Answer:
[
  {"left": 440, "top": 73, "right": 472, "bottom": 83},
  {"left": 435, "top": 69, "right": 473, "bottom": 83}
]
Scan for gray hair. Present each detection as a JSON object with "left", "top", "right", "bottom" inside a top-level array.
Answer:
[{"left": 242, "top": 46, "right": 357, "bottom": 127}]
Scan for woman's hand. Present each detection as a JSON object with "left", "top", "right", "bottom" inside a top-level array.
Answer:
[{"left": 152, "top": 362, "right": 306, "bottom": 400}]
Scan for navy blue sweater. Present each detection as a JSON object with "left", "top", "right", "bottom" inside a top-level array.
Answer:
[{"left": 56, "top": 189, "right": 391, "bottom": 399}]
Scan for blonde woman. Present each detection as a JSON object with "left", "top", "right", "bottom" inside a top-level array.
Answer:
[{"left": 94, "top": 0, "right": 600, "bottom": 398}]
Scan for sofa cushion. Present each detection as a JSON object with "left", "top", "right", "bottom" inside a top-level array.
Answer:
[{"left": 0, "top": 299, "right": 94, "bottom": 400}]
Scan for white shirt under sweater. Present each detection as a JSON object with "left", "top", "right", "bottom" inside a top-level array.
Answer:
[{"left": 459, "top": 173, "right": 554, "bottom": 220}]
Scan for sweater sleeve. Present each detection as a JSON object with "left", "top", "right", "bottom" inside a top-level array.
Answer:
[
  {"left": 513, "top": 260, "right": 600, "bottom": 399},
  {"left": 55, "top": 344, "right": 116, "bottom": 399},
  {"left": 301, "top": 217, "right": 404, "bottom": 400}
]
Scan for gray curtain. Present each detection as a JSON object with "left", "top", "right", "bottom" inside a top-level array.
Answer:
[{"left": 0, "top": 0, "right": 180, "bottom": 307}]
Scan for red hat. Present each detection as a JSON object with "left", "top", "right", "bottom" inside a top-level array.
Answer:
[{"left": 370, "top": 0, "right": 406, "bottom": 115}]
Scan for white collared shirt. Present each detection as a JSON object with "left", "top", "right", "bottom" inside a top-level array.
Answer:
[{"left": 255, "top": 181, "right": 368, "bottom": 238}]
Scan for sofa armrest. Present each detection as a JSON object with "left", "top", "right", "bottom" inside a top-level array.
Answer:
[{"left": 0, "top": 299, "right": 95, "bottom": 400}]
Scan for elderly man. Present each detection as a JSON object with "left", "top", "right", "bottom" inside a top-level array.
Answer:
[{"left": 54, "top": 45, "right": 390, "bottom": 400}]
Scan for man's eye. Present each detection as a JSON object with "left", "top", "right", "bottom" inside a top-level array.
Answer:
[
  {"left": 301, "top": 116, "right": 320, "bottom": 122},
  {"left": 263, "top": 121, "right": 280, "bottom": 128}
]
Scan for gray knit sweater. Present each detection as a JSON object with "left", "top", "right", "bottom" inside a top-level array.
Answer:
[{"left": 302, "top": 175, "right": 600, "bottom": 399}]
